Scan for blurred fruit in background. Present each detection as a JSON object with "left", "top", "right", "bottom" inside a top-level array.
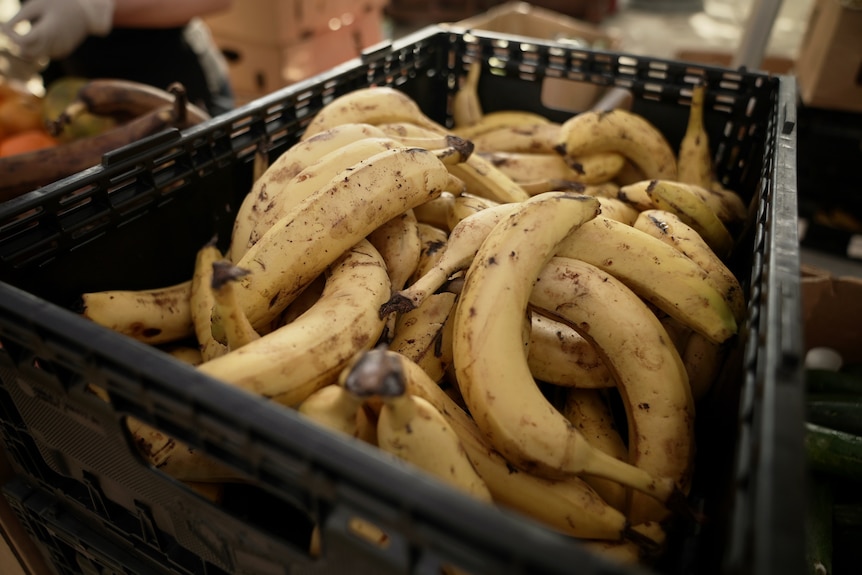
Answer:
[{"left": 42, "top": 77, "right": 117, "bottom": 142}]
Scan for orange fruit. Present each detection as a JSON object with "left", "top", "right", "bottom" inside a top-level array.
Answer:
[{"left": 0, "top": 129, "right": 59, "bottom": 157}]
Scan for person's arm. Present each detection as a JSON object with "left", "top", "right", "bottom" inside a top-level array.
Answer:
[{"left": 112, "top": 0, "right": 232, "bottom": 28}]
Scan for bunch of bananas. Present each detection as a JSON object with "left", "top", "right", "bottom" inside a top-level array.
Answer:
[{"left": 79, "top": 70, "right": 750, "bottom": 570}]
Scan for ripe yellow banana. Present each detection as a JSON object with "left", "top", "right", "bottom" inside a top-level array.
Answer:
[
  {"left": 677, "top": 83, "right": 713, "bottom": 190},
  {"left": 231, "top": 146, "right": 465, "bottom": 330},
  {"left": 163, "top": 345, "right": 204, "bottom": 366},
  {"left": 210, "top": 260, "right": 261, "bottom": 351},
  {"left": 556, "top": 109, "right": 678, "bottom": 181},
  {"left": 354, "top": 348, "right": 665, "bottom": 546},
  {"left": 197, "top": 239, "right": 390, "bottom": 408},
  {"left": 681, "top": 331, "right": 727, "bottom": 402},
  {"left": 595, "top": 196, "right": 640, "bottom": 225},
  {"left": 228, "top": 122, "right": 390, "bottom": 262},
  {"left": 80, "top": 280, "right": 193, "bottom": 345},
  {"left": 634, "top": 209, "right": 746, "bottom": 323},
  {"left": 561, "top": 389, "right": 629, "bottom": 512},
  {"left": 388, "top": 291, "right": 458, "bottom": 383},
  {"left": 469, "top": 122, "right": 562, "bottom": 154},
  {"left": 652, "top": 179, "right": 743, "bottom": 231},
  {"left": 410, "top": 222, "right": 450, "bottom": 284},
  {"left": 297, "top": 383, "right": 366, "bottom": 439},
  {"left": 481, "top": 150, "right": 629, "bottom": 187},
  {"left": 452, "top": 109, "right": 553, "bottom": 140},
  {"left": 555, "top": 215, "right": 738, "bottom": 344},
  {"left": 452, "top": 59, "right": 484, "bottom": 129},
  {"left": 645, "top": 178, "right": 735, "bottom": 260},
  {"left": 709, "top": 181, "right": 749, "bottom": 224},
  {"left": 530, "top": 256, "right": 695, "bottom": 523},
  {"left": 447, "top": 154, "right": 531, "bottom": 204},
  {"left": 300, "top": 87, "right": 447, "bottom": 141},
  {"left": 382, "top": 202, "right": 519, "bottom": 316},
  {"left": 452, "top": 192, "right": 686, "bottom": 509},
  {"left": 527, "top": 313, "right": 614, "bottom": 389},
  {"left": 190, "top": 238, "right": 228, "bottom": 361},
  {"left": 368, "top": 209, "right": 422, "bottom": 292}
]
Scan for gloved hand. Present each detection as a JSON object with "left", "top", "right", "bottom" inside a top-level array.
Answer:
[{"left": 3, "top": 0, "right": 115, "bottom": 61}]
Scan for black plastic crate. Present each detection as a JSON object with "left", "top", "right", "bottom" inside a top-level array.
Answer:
[{"left": 0, "top": 26, "right": 804, "bottom": 575}]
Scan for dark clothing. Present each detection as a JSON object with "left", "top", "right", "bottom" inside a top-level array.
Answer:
[{"left": 41, "top": 25, "right": 232, "bottom": 116}]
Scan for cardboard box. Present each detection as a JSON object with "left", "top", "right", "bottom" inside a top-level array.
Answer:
[
  {"left": 795, "top": 0, "right": 862, "bottom": 113},
  {"left": 445, "top": 1, "right": 622, "bottom": 112},
  {"left": 205, "top": 0, "right": 389, "bottom": 47},
  {"left": 215, "top": 7, "right": 385, "bottom": 101},
  {"left": 802, "top": 264, "right": 862, "bottom": 364}
]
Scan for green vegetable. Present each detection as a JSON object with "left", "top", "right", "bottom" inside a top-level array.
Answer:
[
  {"left": 804, "top": 422, "right": 862, "bottom": 482},
  {"left": 806, "top": 394, "right": 862, "bottom": 436},
  {"left": 805, "top": 472, "right": 833, "bottom": 575},
  {"left": 806, "top": 368, "right": 862, "bottom": 396}
]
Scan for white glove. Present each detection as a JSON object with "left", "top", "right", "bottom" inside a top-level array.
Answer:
[{"left": 4, "top": 0, "right": 115, "bottom": 61}]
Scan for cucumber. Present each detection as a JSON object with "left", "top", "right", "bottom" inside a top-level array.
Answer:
[
  {"left": 806, "top": 472, "right": 833, "bottom": 575},
  {"left": 804, "top": 422, "right": 862, "bottom": 482},
  {"left": 806, "top": 394, "right": 862, "bottom": 436},
  {"left": 806, "top": 368, "right": 862, "bottom": 396}
]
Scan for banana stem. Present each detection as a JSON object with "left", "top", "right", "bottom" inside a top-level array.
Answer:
[{"left": 341, "top": 347, "right": 407, "bottom": 399}]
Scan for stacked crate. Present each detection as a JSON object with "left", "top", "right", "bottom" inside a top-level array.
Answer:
[{"left": 205, "top": 0, "right": 389, "bottom": 103}]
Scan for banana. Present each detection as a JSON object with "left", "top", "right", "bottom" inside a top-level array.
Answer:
[
  {"left": 556, "top": 109, "right": 678, "bottom": 181},
  {"left": 677, "top": 83, "right": 713, "bottom": 190},
  {"left": 163, "top": 345, "right": 204, "bottom": 366},
  {"left": 388, "top": 291, "right": 458, "bottom": 383},
  {"left": 453, "top": 59, "right": 484, "bottom": 129},
  {"left": 452, "top": 191, "right": 684, "bottom": 508},
  {"left": 709, "top": 181, "right": 749, "bottom": 224},
  {"left": 653, "top": 179, "right": 743, "bottom": 231},
  {"left": 340, "top": 347, "right": 492, "bottom": 504},
  {"left": 634, "top": 209, "right": 746, "bottom": 323},
  {"left": 80, "top": 279, "right": 193, "bottom": 345},
  {"left": 561, "top": 389, "right": 629, "bottom": 511},
  {"left": 480, "top": 151, "right": 582, "bottom": 183},
  {"left": 253, "top": 138, "right": 270, "bottom": 184},
  {"left": 297, "top": 383, "right": 365, "bottom": 438},
  {"left": 300, "top": 87, "right": 447, "bottom": 141},
  {"left": 448, "top": 154, "right": 532, "bottom": 204},
  {"left": 555, "top": 215, "right": 738, "bottom": 344},
  {"left": 228, "top": 122, "right": 390, "bottom": 261},
  {"left": 381, "top": 202, "right": 519, "bottom": 316},
  {"left": 350, "top": 348, "right": 665, "bottom": 546},
  {"left": 469, "top": 122, "right": 562, "bottom": 154},
  {"left": 190, "top": 238, "right": 229, "bottom": 361},
  {"left": 530, "top": 256, "right": 695, "bottom": 524},
  {"left": 595, "top": 196, "right": 640, "bottom": 225},
  {"left": 563, "top": 152, "right": 628, "bottom": 185},
  {"left": 610, "top": 180, "right": 655, "bottom": 211},
  {"left": 527, "top": 314, "right": 615, "bottom": 389},
  {"left": 445, "top": 193, "right": 501, "bottom": 231},
  {"left": 452, "top": 110, "right": 553, "bottom": 140},
  {"left": 645, "top": 178, "right": 735, "bottom": 260},
  {"left": 197, "top": 239, "right": 390, "bottom": 408},
  {"left": 410, "top": 222, "right": 450, "bottom": 284},
  {"left": 275, "top": 273, "right": 326, "bottom": 328},
  {"left": 231, "top": 146, "right": 465, "bottom": 331},
  {"left": 368, "top": 209, "right": 422, "bottom": 292},
  {"left": 210, "top": 260, "right": 261, "bottom": 351},
  {"left": 413, "top": 192, "right": 458, "bottom": 230},
  {"left": 681, "top": 331, "right": 727, "bottom": 402},
  {"left": 613, "top": 160, "right": 648, "bottom": 186},
  {"left": 51, "top": 78, "right": 211, "bottom": 130}
]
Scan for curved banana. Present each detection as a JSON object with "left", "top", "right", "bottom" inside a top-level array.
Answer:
[
  {"left": 452, "top": 192, "right": 684, "bottom": 508},
  {"left": 210, "top": 261, "right": 261, "bottom": 351},
  {"left": 645, "top": 179, "right": 735, "bottom": 260},
  {"left": 481, "top": 151, "right": 626, "bottom": 187},
  {"left": 197, "top": 239, "right": 390, "bottom": 408},
  {"left": 388, "top": 291, "right": 458, "bottom": 383},
  {"left": 561, "top": 389, "right": 629, "bottom": 511},
  {"left": 300, "top": 87, "right": 447, "bottom": 141},
  {"left": 163, "top": 345, "right": 205, "bottom": 366},
  {"left": 595, "top": 196, "right": 640, "bottom": 225},
  {"left": 297, "top": 383, "right": 366, "bottom": 438},
  {"left": 447, "top": 154, "right": 531, "bottom": 204},
  {"left": 381, "top": 202, "right": 519, "bottom": 316},
  {"left": 709, "top": 181, "right": 749, "bottom": 224},
  {"left": 677, "top": 83, "right": 713, "bottom": 190},
  {"left": 530, "top": 256, "right": 695, "bottom": 524},
  {"left": 80, "top": 280, "right": 193, "bottom": 345},
  {"left": 452, "top": 60, "right": 484, "bottom": 129},
  {"left": 411, "top": 222, "right": 450, "bottom": 284},
  {"left": 452, "top": 110, "right": 553, "bottom": 140},
  {"left": 413, "top": 192, "right": 458, "bottom": 230},
  {"left": 527, "top": 314, "right": 614, "bottom": 389},
  {"left": 354, "top": 348, "right": 665, "bottom": 546},
  {"left": 190, "top": 238, "right": 229, "bottom": 361},
  {"left": 653, "top": 179, "right": 743, "bottom": 231},
  {"left": 232, "top": 146, "right": 465, "bottom": 330},
  {"left": 368, "top": 209, "right": 422, "bottom": 292},
  {"left": 556, "top": 109, "right": 678, "bottom": 181},
  {"left": 555, "top": 215, "right": 738, "bottom": 344},
  {"left": 469, "top": 122, "right": 562, "bottom": 154},
  {"left": 681, "top": 331, "right": 727, "bottom": 402},
  {"left": 228, "top": 123, "right": 390, "bottom": 261},
  {"left": 634, "top": 209, "right": 746, "bottom": 323}
]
